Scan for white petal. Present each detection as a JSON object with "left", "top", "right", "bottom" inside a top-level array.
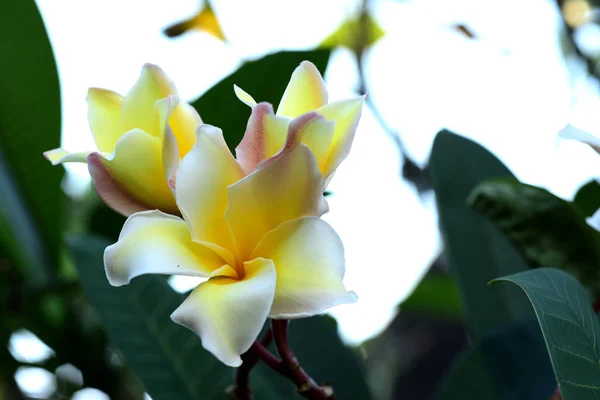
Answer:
[
  {"left": 252, "top": 216, "right": 357, "bottom": 319},
  {"left": 171, "top": 258, "right": 276, "bottom": 367},
  {"left": 104, "top": 210, "right": 226, "bottom": 286}
]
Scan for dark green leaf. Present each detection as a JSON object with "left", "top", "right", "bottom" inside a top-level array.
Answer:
[
  {"left": 436, "top": 320, "right": 555, "bottom": 400},
  {"left": 0, "top": 0, "right": 63, "bottom": 281},
  {"left": 573, "top": 179, "right": 600, "bottom": 218},
  {"left": 192, "top": 50, "right": 331, "bottom": 151},
  {"left": 469, "top": 178, "right": 600, "bottom": 295},
  {"left": 493, "top": 268, "right": 600, "bottom": 400},
  {"left": 400, "top": 274, "right": 463, "bottom": 318},
  {"left": 68, "top": 235, "right": 372, "bottom": 399},
  {"left": 429, "top": 130, "right": 532, "bottom": 338}
]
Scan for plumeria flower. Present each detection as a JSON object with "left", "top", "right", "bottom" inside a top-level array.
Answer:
[
  {"left": 104, "top": 123, "right": 357, "bottom": 367},
  {"left": 234, "top": 61, "right": 364, "bottom": 184},
  {"left": 44, "top": 64, "right": 201, "bottom": 216}
]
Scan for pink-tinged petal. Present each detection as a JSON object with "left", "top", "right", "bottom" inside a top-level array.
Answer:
[
  {"left": 119, "top": 64, "right": 176, "bottom": 136},
  {"left": 104, "top": 210, "right": 226, "bottom": 287},
  {"left": 234, "top": 84, "right": 257, "bottom": 108},
  {"left": 90, "top": 129, "right": 178, "bottom": 216},
  {"left": 171, "top": 257, "right": 276, "bottom": 367},
  {"left": 252, "top": 216, "right": 356, "bottom": 318},
  {"left": 87, "top": 88, "right": 123, "bottom": 153},
  {"left": 560, "top": 124, "right": 600, "bottom": 153},
  {"left": 316, "top": 96, "right": 364, "bottom": 178},
  {"left": 176, "top": 125, "right": 244, "bottom": 265},
  {"left": 226, "top": 144, "right": 328, "bottom": 261},
  {"left": 235, "top": 102, "right": 291, "bottom": 174},
  {"left": 283, "top": 112, "right": 335, "bottom": 174},
  {"left": 276, "top": 61, "right": 328, "bottom": 118},
  {"left": 87, "top": 152, "right": 150, "bottom": 216},
  {"left": 44, "top": 148, "right": 90, "bottom": 165}
]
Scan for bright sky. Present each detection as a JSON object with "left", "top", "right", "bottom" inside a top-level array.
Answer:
[{"left": 19, "top": 0, "right": 600, "bottom": 396}]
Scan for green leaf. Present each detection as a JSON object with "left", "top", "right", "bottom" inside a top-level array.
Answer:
[
  {"left": 436, "top": 319, "right": 556, "bottom": 400},
  {"left": 429, "top": 130, "right": 532, "bottom": 338},
  {"left": 469, "top": 178, "right": 600, "bottom": 295},
  {"left": 400, "top": 273, "right": 463, "bottom": 318},
  {"left": 493, "top": 268, "right": 600, "bottom": 399},
  {"left": 573, "top": 179, "right": 600, "bottom": 218},
  {"left": 0, "top": 0, "right": 63, "bottom": 281},
  {"left": 192, "top": 50, "right": 331, "bottom": 151},
  {"left": 68, "top": 235, "right": 372, "bottom": 399}
]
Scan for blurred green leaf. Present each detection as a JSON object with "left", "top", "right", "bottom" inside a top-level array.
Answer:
[
  {"left": 573, "top": 179, "right": 600, "bottom": 218},
  {"left": 68, "top": 235, "right": 372, "bottom": 400},
  {"left": 0, "top": 0, "right": 63, "bottom": 281},
  {"left": 319, "top": 13, "right": 385, "bottom": 50},
  {"left": 493, "top": 268, "right": 600, "bottom": 400},
  {"left": 192, "top": 50, "right": 331, "bottom": 151},
  {"left": 469, "top": 178, "right": 600, "bottom": 295},
  {"left": 429, "top": 130, "right": 532, "bottom": 338},
  {"left": 435, "top": 319, "right": 555, "bottom": 400},
  {"left": 400, "top": 273, "right": 463, "bottom": 318}
]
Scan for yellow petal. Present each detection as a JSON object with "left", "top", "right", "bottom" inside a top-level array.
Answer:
[
  {"left": 104, "top": 210, "right": 226, "bottom": 286},
  {"left": 43, "top": 148, "right": 89, "bottom": 165},
  {"left": 169, "top": 101, "right": 202, "bottom": 158},
  {"left": 99, "top": 129, "right": 177, "bottom": 214},
  {"left": 316, "top": 96, "right": 364, "bottom": 178},
  {"left": 252, "top": 216, "right": 356, "bottom": 318},
  {"left": 119, "top": 64, "right": 176, "bottom": 136},
  {"left": 276, "top": 61, "right": 328, "bottom": 118},
  {"left": 226, "top": 144, "right": 328, "bottom": 260},
  {"left": 284, "top": 112, "right": 335, "bottom": 175},
  {"left": 87, "top": 88, "right": 123, "bottom": 153},
  {"left": 233, "top": 84, "right": 257, "bottom": 108},
  {"left": 319, "top": 13, "right": 385, "bottom": 50},
  {"left": 176, "top": 125, "right": 244, "bottom": 265},
  {"left": 88, "top": 152, "right": 151, "bottom": 216},
  {"left": 171, "top": 257, "right": 276, "bottom": 367}
]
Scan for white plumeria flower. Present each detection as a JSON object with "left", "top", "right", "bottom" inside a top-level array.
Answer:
[{"left": 104, "top": 125, "right": 357, "bottom": 367}]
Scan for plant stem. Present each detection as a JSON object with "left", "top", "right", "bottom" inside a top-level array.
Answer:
[
  {"left": 229, "top": 329, "right": 274, "bottom": 400},
  {"left": 271, "top": 320, "right": 334, "bottom": 399}
]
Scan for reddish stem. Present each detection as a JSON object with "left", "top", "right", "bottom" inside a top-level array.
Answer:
[
  {"left": 230, "top": 329, "right": 276, "bottom": 399},
  {"left": 271, "top": 320, "right": 334, "bottom": 399}
]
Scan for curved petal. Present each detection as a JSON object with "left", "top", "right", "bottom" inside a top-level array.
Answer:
[
  {"left": 284, "top": 112, "right": 334, "bottom": 175},
  {"left": 234, "top": 84, "right": 257, "bottom": 108},
  {"left": 235, "top": 103, "right": 290, "bottom": 174},
  {"left": 104, "top": 210, "right": 227, "bottom": 287},
  {"left": 587, "top": 207, "right": 600, "bottom": 232},
  {"left": 87, "top": 152, "right": 150, "bottom": 216},
  {"left": 170, "top": 257, "right": 276, "bottom": 367},
  {"left": 276, "top": 61, "right": 328, "bottom": 118},
  {"left": 44, "top": 148, "right": 90, "bottom": 165},
  {"left": 226, "top": 144, "right": 328, "bottom": 260},
  {"left": 99, "top": 129, "right": 178, "bottom": 214},
  {"left": 252, "top": 216, "right": 357, "bottom": 319},
  {"left": 87, "top": 88, "right": 123, "bottom": 153},
  {"left": 119, "top": 64, "right": 176, "bottom": 136},
  {"left": 169, "top": 101, "right": 202, "bottom": 157},
  {"left": 316, "top": 96, "right": 364, "bottom": 178},
  {"left": 176, "top": 125, "right": 244, "bottom": 265}
]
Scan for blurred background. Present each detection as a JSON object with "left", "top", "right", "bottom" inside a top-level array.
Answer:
[{"left": 3, "top": 0, "right": 600, "bottom": 398}]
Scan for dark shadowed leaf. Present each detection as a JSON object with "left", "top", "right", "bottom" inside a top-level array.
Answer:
[
  {"left": 435, "top": 319, "right": 555, "bottom": 400},
  {"left": 493, "top": 268, "right": 600, "bottom": 400},
  {"left": 573, "top": 179, "right": 600, "bottom": 218},
  {"left": 192, "top": 50, "right": 331, "bottom": 151},
  {"left": 469, "top": 178, "right": 600, "bottom": 295},
  {"left": 429, "top": 130, "right": 532, "bottom": 338}
]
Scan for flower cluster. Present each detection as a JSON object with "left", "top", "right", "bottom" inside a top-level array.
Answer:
[{"left": 45, "top": 62, "right": 363, "bottom": 366}]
